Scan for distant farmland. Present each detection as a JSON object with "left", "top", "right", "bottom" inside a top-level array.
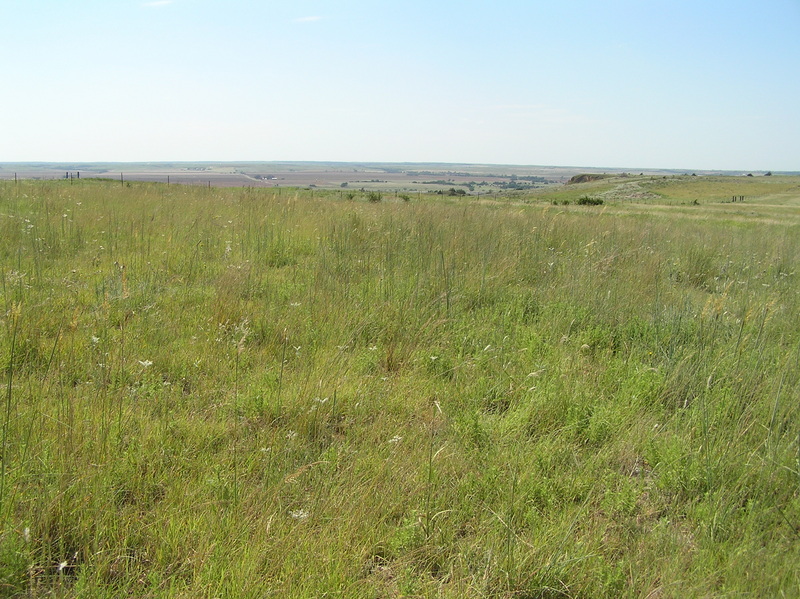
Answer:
[{"left": 3, "top": 161, "right": 781, "bottom": 193}]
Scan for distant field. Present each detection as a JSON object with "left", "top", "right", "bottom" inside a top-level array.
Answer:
[
  {"left": 1, "top": 176, "right": 799, "bottom": 597},
  {"left": 0, "top": 161, "right": 583, "bottom": 191},
  {"left": 3, "top": 161, "right": 786, "bottom": 194}
]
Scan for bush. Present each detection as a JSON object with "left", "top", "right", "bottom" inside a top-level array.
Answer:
[{"left": 577, "top": 195, "right": 603, "bottom": 206}]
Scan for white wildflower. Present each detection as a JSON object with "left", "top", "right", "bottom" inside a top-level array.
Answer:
[
  {"left": 58, "top": 552, "right": 76, "bottom": 573},
  {"left": 138, "top": 360, "right": 153, "bottom": 368},
  {"left": 290, "top": 509, "right": 309, "bottom": 520}
]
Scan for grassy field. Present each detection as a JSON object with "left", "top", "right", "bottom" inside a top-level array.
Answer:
[{"left": 1, "top": 176, "right": 799, "bottom": 597}]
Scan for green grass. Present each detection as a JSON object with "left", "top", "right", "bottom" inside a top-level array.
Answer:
[
  {"left": 532, "top": 173, "right": 800, "bottom": 208},
  {"left": 1, "top": 177, "right": 799, "bottom": 597}
]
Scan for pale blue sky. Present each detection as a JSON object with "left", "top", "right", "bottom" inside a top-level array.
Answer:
[{"left": 2, "top": 0, "right": 798, "bottom": 170}]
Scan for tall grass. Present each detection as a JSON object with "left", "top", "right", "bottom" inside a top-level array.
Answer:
[{"left": 0, "top": 178, "right": 798, "bottom": 597}]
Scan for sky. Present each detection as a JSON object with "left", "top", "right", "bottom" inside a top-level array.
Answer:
[{"left": 1, "top": 0, "right": 799, "bottom": 170}]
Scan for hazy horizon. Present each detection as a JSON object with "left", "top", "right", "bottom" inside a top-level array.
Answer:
[
  {"left": 2, "top": 1, "right": 798, "bottom": 172},
  {"left": 0, "top": 159, "right": 792, "bottom": 176}
]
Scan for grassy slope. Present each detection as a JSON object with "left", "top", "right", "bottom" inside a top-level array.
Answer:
[{"left": 1, "top": 177, "right": 799, "bottom": 597}]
